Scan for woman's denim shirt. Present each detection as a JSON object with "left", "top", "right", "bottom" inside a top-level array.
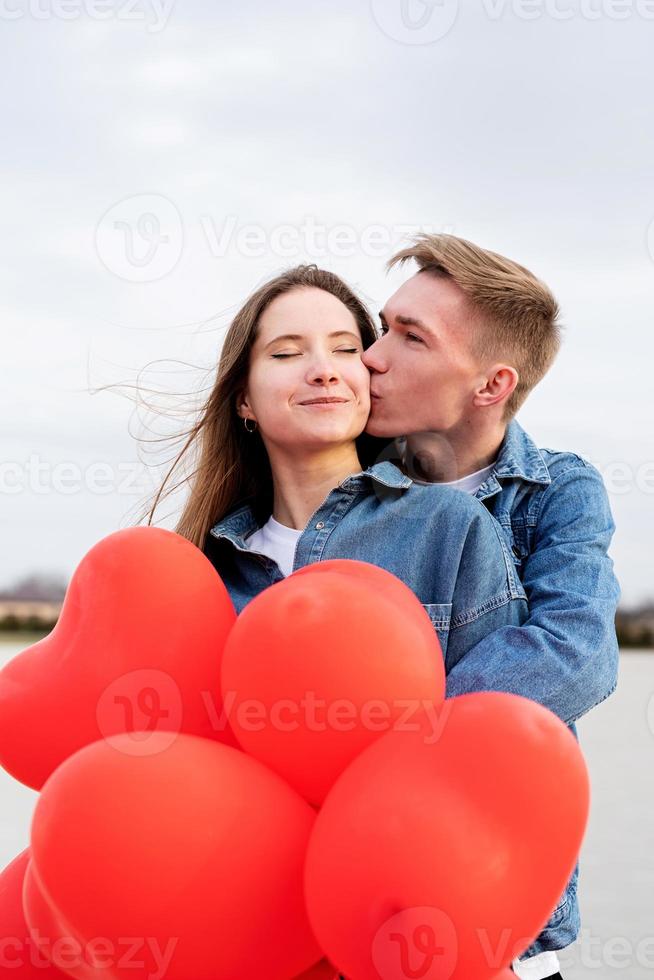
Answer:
[{"left": 204, "top": 460, "right": 528, "bottom": 673}]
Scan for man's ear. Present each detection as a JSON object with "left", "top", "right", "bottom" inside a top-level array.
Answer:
[{"left": 474, "top": 364, "right": 519, "bottom": 409}]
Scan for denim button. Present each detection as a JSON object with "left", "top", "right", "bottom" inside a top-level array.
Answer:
[{"left": 315, "top": 521, "right": 325, "bottom": 530}]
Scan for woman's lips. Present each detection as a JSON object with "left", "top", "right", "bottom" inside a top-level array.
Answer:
[{"left": 298, "top": 398, "right": 349, "bottom": 406}]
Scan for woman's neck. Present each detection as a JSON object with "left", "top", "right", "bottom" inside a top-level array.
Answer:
[{"left": 267, "top": 444, "right": 363, "bottom": 530}]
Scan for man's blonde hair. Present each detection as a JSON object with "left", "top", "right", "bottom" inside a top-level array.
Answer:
[{"left": 389, "top": 233, "right": 562, "bottom": 420}]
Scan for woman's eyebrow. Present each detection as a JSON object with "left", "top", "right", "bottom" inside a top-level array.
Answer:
[
  {"left": 264, "top": 334, "right": 302, "bottom": 349},
  {"left": 264, "top": 330, "right": 360, "bottom": 350}
]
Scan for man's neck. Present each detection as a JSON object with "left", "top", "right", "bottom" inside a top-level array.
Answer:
[
  {"left": 267, "top": 443, "right": 363, "bottom": 530},
  {"left": 403, "top": 421, "right": 507, "bottom": 484}
]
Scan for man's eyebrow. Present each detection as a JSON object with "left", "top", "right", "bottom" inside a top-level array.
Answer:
[
  {"left": 263, "top": 330, "right": 361, "bottom": 350},
  {"left": 378, "top": 311, "right": 433, "bottom": 333}
]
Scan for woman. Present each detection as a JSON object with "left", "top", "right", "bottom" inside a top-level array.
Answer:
[{"left": 148, "top": 265, "right": 526, "bottom": 671}]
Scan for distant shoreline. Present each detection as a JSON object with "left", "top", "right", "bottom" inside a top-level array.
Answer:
[
  {"left": 2, "top": 601, "right": 654, "bottom": 649},
  {"left": 0, "top": 631, "right": 52, "bottom": 642},
  {"left": 0, "top": 630, "right": 652, "bottom": 652}
]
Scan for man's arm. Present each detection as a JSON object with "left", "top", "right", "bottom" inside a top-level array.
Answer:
[{"left": 445, "top": 462, "right": 621, "bottom": 725}]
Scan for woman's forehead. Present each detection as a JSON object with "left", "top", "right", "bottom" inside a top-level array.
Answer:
[{"left": 256, "top": 288, "right": 360, "bottom": 342}]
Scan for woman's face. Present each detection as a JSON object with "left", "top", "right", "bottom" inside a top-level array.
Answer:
[{"left": 239, "top": 287, "right": 371, "bottom": 453}]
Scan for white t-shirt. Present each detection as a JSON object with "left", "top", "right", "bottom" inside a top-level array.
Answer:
[
  {"left": 245, "top": 514, "right": 302, "bottom": 577},
  {"left": 420, "top": 460, "right": 496, "bottom": 494},
  {"left": 244, "top": 472, "right": 561, "bottom": 980},
  {"left": 512, "top": 950, "right": 561, "bottom": 978}
]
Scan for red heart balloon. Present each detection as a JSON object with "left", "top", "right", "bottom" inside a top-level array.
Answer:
[
  {"left": 291, "top": 559, "right": 442, "bottom": 654},
  {"left": 0, "top": 527, "right": 237, "bottom": 790},
  {"left": 294, "top": 959, "right": 342, "bottom": 978},
  {"left": 0, "top": 849, "right": 67, "bottom": 977},
  {"left": 26, "top": 732, "right": 322, "bottom": 979},
  {"left": 305, "top": 692, "right": 589, "bottom": 980},
  {"left": 221, "top": 564, "right": 445, "bottom": 805}
]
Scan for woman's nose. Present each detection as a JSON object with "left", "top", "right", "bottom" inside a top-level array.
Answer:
[
  {"left": 309, "top": 367, "right": 339, "bottom": 384},
  {"left": 307, "top": 354, "right": 340, "bottom": 385}
]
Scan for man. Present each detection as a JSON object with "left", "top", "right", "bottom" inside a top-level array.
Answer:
[{"left": 362, "top": 234, "right": 621, "bottom": 980}]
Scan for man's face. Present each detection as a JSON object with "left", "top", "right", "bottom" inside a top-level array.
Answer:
[{"left": 362, "top": 271, "right": 485, "bottom": 437}]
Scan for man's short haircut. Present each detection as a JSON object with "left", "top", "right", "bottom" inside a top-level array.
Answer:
[{"left": 389, "top": 233, "right": 562, "bottom": 420}]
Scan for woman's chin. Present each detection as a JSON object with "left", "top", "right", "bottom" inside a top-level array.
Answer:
[{"left": 289, "top": 427, "right": 366, "bottom": 452}]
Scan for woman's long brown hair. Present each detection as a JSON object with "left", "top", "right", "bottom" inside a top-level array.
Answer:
[{"left": 137, "top": 265, "right": 385, "bottom": 551}]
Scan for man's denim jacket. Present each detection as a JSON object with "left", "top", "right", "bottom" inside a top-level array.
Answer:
[
  {"left": 205, "top": 465, "right": 529, "bottom": 671},
  {"left": 205, "top": 419, "right": 620, "bottom": 959},
  {"left": 446, "top": 418, "right": 620, "bottom": 957}
]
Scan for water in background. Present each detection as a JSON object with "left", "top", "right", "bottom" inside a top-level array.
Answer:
[{"left": 1, "top": 639, "right": 652, "bottom": 979}]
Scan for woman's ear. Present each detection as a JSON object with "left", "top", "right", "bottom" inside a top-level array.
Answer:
[{"left": 236, "top": 389, "right": 255, "bottom": 421}]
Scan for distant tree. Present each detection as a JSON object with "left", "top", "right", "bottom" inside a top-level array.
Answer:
[
  {"left": 0, "top": 614, "right": 21, "bottom": 632},
  {"left": 616, "top": 607, "right": 654, "bottom": 649}
]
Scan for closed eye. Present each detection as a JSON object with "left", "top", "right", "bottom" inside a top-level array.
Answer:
[
  {"left": 272, "top": 348, "right": 360, "bottom": 358},
  {"left": 406, "top": 333, "right": 424, "bottom": 344}
]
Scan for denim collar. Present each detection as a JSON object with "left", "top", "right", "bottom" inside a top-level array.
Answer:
[
  {"left": 492, "top": 419, "right": 551, "bottom": 486},
  {"left": 467, "top": 419, "right": 551, "bottom": 502},
  {"left": 208, "top": 460, "right": 411, "bottom": 542},
  {"left": 208, "top": 426, "right": 550, "bottom": 541}
]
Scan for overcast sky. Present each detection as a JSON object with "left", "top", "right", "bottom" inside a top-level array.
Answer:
[{"left": 2, "top": 0, "right": 653, "bottom": 604}]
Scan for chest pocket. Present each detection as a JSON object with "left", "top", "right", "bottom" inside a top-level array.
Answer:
[{"left": 420, "top": 602, "right": 452, "bottom": 658}]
